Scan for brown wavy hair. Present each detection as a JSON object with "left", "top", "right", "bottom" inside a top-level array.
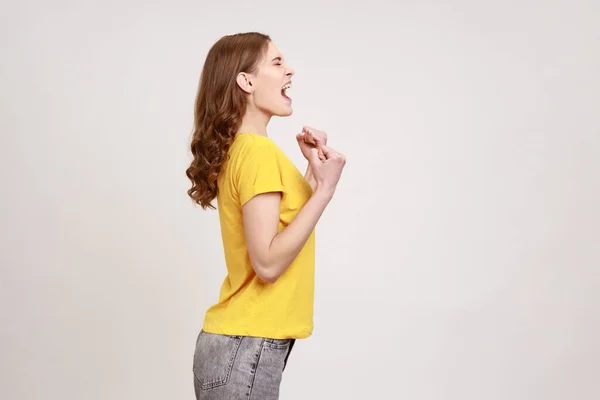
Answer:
[{"left": 186, "top": 32, "right": 271, "bottom": 210}]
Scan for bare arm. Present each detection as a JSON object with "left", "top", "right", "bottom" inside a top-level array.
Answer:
[
  {"left": 242, "top": 187, "right": 332, "bottom": 283},
  {"left": 304, "top": 163, "right": 317, "bottom": 191}
]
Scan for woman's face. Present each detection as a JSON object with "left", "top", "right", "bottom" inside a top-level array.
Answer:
[{"left": 242, "top": 41, "right": 295, "bottom": 117}]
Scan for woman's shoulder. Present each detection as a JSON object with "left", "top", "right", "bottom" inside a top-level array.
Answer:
[
  {"left": 233, "top": 133, "right": 274, "bottom": 145},
  {"left": 230, "top": 133, "right": 279, "bottom": 157}
]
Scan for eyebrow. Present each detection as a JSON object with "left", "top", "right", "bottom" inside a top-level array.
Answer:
[{"left": 272, "top": 57, "right": 283, "bottom": 62}]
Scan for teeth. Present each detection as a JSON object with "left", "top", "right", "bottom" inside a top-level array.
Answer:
[{"left": 282, "top": 84, "right": 291, "bottom": 90}]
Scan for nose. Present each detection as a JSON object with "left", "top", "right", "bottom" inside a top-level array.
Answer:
[{"left": 286, "top": 65, "right": 295, "bottom": 77}]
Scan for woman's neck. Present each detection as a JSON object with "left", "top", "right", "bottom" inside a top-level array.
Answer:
[{"left": 237, "top": 106, "right": 271, "bottom": 137}]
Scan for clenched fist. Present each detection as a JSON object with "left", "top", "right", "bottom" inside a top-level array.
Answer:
[
  {"left": 296, "top": 126, "right": 327, "bottom": 161},
  {"left": 308, "top": 143, "right": 346, "bottom": 194}
]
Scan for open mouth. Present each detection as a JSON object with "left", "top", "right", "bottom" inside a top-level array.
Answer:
[{"left": 281, "top": 83, "right": 292, "bottom": 101}]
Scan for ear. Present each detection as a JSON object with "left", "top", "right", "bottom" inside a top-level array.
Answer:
[{"left": 236, "top": 72, "right": 254, "bottom": 94}]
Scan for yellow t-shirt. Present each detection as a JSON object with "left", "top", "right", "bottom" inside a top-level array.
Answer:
[{"left": 202, "top": 132, "right": 316, "bottom": 339}]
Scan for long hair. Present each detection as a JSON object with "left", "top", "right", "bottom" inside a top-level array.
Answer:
[{"left": 186, "top": 32, "right": 271, "bottom": 210}]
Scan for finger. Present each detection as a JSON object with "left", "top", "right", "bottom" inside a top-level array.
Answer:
[
  {"left": 308, "top": 147, "right": 320, "bottom": 166},
  {"left": 304, "top": 126, "right": 326, "bottom": 146},
  {"left": 312, "top": 133, "right": 323, "bottom": 146},
  {"left": 304, "top": 131, "right": 315, "bottom": 145},
  {"left": 304, "top": 127, "right": 320, "bottom": 142},
  {"left": 298, "top": 133, "right": 315, "bottom": 148},
  {"left": 319, "top": 144, "right": 338, "bottom": 158},
  {"left": 318, "top": 148, "right": 326, "bottom": 161}
]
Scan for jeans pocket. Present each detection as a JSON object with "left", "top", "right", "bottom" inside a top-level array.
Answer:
[
  {"left": 193, "top": 331, "right": 243, "bottom": 390},
  {"left": 263, "top": 337, "right": 291, "bottom": 350}
]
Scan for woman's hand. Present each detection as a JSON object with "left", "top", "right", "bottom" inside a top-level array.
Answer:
[
  {"left": 296, "top": 126, "right": 327, "bottom": 161},
  {"left": 308, "top": 143, "right": 346, "bottom": 195}
]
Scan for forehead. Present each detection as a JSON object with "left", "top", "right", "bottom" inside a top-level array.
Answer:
[{"left": 263, "top": 41, "right": 284, "bottom": 62}]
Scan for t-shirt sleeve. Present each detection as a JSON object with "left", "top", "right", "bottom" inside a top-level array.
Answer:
[{"left": 237, "top": 142, "right": 284, "bottom": 207}]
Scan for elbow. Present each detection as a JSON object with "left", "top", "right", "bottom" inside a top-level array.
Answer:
[
  {"left": 260, "top": 273, "right": 279, "bottom": 284},
  {"left": 248, "top": 245, "right": 281, "bottom": 284},
  {"left": 253, "top": 262, "right": 280, "bottom": 284}
]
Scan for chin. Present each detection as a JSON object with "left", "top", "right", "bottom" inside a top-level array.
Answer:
[{"left": 274, "top": 106, "right": 293, "bottom": 117}]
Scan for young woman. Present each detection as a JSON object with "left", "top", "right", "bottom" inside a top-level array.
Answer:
[{"left": 186, "top": 32, "right": 346, "bottom": 400}]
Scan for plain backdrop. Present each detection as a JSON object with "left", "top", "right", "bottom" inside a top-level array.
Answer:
[{"left": 2, "top": 0, "right": 599, "bottom": 399}]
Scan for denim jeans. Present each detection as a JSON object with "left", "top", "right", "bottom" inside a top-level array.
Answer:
[{"left": 193, "top": 330, "right": 296, "bottom": 400}]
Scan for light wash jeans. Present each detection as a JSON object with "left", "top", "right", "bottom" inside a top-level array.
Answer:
[{"left": 193, "top": 330, "right": 296, "bottom": 400}]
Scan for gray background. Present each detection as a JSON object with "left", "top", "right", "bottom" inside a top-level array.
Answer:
[{"left": 2, "top": 0, "right": 599, "bottom": 399}]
